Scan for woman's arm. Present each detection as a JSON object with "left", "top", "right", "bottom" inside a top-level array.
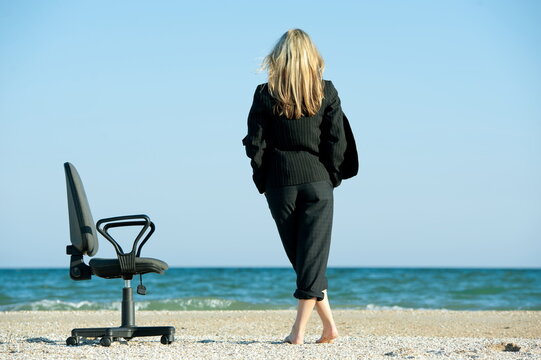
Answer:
[
  {"left": 242, "top": 85, "right": 267, "bottom": 194},
  {"left": 320, "top": 82, "right": 347, "bottom": 187}
]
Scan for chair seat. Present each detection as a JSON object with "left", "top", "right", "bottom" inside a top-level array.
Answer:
[{"left": 89, "top": 257, "right": 168, "bottom": 278}]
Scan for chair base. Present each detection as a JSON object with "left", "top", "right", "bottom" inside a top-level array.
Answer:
[
  {"left": 67, "top": 325, "right": 175, "bottom": 346},
  {"left": 66, "top": 281, "right": 175, "bottom": 347}
]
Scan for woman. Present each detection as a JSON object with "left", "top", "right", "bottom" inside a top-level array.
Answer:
[{"left": 243, "top": 29, "right": 347, "bottom": 344}]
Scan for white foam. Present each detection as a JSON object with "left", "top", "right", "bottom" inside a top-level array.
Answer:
[
  {"left": 365, "top": 303, "right": 407, "bottom": 310},
  {"left": 136, "top": 297, "right": 235, "bottom": 310},
  {"left": 5, "top": 299, "right": 121, "bottom": 311}
]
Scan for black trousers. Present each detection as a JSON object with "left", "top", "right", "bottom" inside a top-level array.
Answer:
[{"left": 265, "top": 180, "right": 334, "bottom": 301}]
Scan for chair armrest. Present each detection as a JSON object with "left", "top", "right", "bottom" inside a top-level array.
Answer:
[
  {"left": 96, "top": 215, "right": 154, "bottom": 255},
  {"left": 96, "top": 214, "right": 156, "bottom": 275}
]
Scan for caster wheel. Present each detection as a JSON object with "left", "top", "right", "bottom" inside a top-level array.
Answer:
[
  {"left": 66, "top": 336, "right": 78, "bottom": 346},
  {"left": 161, "top": 334, "right": 174, "bottom": 344},
  {"left": 100, "top": 337, "right": 112, "bottom": 347}
]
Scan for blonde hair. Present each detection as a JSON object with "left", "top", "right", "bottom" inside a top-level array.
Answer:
[{"left": 262, "top": 29, "right": 325, "bottom": 119}]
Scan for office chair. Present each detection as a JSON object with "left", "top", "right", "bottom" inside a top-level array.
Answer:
[{"left": 64, "top": 162, "right": 175, "bottom": 347}]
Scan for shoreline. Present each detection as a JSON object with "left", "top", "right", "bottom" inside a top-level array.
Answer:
[{"left": 1, "top": 310, "right": 540, "bottom": 359}]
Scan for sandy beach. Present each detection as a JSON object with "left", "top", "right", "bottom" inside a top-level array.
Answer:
[{"left": 1, "top": 310, "right": 540, "bottom": 359}]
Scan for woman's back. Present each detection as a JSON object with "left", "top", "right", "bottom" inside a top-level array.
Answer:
[{"left": 246, "top": 80, "right": 345, "bottom": 190}]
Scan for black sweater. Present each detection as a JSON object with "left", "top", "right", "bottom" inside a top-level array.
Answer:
[{"left": 243, "top": 80, "right": 347, "bottom": 194}]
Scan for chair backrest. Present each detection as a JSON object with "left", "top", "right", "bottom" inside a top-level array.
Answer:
[{"left": 64, "top": 162, "right": 99, "bottom": 256}]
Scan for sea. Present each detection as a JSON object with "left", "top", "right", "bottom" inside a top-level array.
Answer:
[{"left": 0, "top": 268, "right": 539, "bottom": 312}]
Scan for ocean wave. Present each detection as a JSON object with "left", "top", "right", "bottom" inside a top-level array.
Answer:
[
  {"left": 137, "top": 298, "right": 239, "bottom": 311},
  {"left": 1, "top": 298, "right": 441, "bottom": 312},
  {"left": 1, "top": 299, "right": 121, "bottom": 311},
  {"left": 364, "top": 303, "right": 408, "bottom": 311},
  {"left": 0, "top": 297, "right": 284, "bottom": 312}
]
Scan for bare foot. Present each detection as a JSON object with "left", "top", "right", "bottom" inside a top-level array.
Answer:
[
  {"left": 284, "top": 335, "right": 292, "bottom": 344},
  {"left": 284, "top": 334, "right": 304, "bottom": 344},
  {"left": 284, "top": 325, "right": 305, "bottom": 344},
  {"left": 316, "top": 328, "right": 338, "bottom": 344}
]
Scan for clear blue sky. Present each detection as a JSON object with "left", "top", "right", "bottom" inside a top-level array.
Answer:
[{"left": 1, "top": 1, "right": 539, "bottom": 268}]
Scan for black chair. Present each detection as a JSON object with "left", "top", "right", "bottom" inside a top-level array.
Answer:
[{"left": 64, "top": 162, "right": 175, "bottom": 347}]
